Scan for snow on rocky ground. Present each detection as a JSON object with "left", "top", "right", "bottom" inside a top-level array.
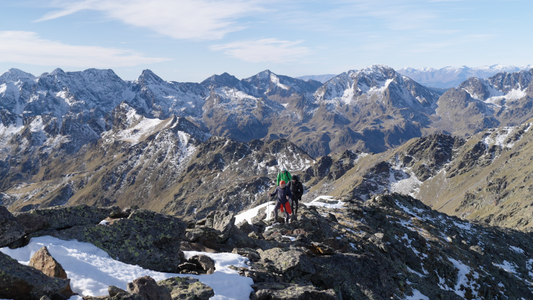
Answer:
[
  {"left": 234, "top": 196, "right": 346, "bottom": 226},
  {"left": 234, "top": 201, "right": 275, "bottom": 225},
  {"left": 482, "top": 123, "right": 532, "bottom": 149},
  {"left": 303, "top": 195, "right": 345, "bottom": 209},
  {"left": 1, "top": 236, "right": 253, "bottom": 300}
]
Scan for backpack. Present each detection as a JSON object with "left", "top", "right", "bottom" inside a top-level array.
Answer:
[{"left": 290, "top": 181, "right": 303, "bottom": 198}]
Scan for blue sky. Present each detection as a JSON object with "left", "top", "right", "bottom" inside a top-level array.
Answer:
[{"left": 0, "top": 0, "right": 531, "bottom": 82}]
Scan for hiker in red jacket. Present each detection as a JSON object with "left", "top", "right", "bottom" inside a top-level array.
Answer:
[{"left": 269, "top": 180, "right": 292, "bottom": 223}]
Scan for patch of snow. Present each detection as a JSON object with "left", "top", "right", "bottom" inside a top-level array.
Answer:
[
  {"left": 0, "top": 123, "right": 24, "bottom": 141},
  {"left": 399, "top": 234, "right": 428, "bottom": 259},
  {"left": 0, "top": 236, "right": 253, "bottom": 300},
  {"left": 448, "top": 258, "right": 480, "bottom": 299},
  {"left": 403, "top": 289, "right": 429, "bottom": 300},
  {"left": 395, "top": 201, "right": 425, "bottom": 219},
  {"left": 104, "top": 116, "right": 166, "bottom": 145},
  {"left": 304, "top": 196, "right": 345, "bottom": 209},
  {"left": 482, "top": 126, "right": 518, "bottom": 149},
  {"left": 270, "top": 73, "right": 289, "bottom": 90},
  {"left": 390, "top": 172, "right": 422, "bottom": 197},
  {"left": 510, "top": 246, "right": 525, "bottom": 254},
  {"left": 281, "top": 235, "right": 296, "bottom": 242},
  {"left": 406, "top": 266, "right": 426, "bottom": 278},
  {"left": 234, "top": 201, "right": 275, "bottom": 225},
  {"left": 527, "top": 259, "right": 533, "bottom": 278},
  {"left": 493, "top": 260, "right": 518, "bottom": 274},
  {"left": 98, "top": 220, "right": 110, "bottom": 226},
  {"left": 453, "top": 220, "right": 473, "bottom": 231},
  {"left": 505, "top": 88, "right": 527, "bottom": 101}
]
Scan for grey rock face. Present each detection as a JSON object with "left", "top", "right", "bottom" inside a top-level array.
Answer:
[
  {"left": 0, "top": 205, "right": 24, "bottom": 247},
  {"left": 158, "top": 277, "right": 215, "bottom": 300},
  {"left": 251, "top": 282, "right": 337, "bottom": 300},
  {"left": 17, "top": 205, "right": 122, "bottom": 231},
  {"left": 48, "top": 208, "right": 187, "bottom": 273},
  {"left": 235, "top": 193, "right": 533, "bottom": 299}
]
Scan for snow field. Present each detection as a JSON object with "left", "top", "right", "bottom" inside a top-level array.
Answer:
[{"left": 1, "top": 236, "right": 253, "bottom": 300}]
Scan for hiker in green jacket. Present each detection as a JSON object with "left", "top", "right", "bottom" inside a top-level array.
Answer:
[{"left": 276, "top": 168, "right": 292, "bottom": 186}]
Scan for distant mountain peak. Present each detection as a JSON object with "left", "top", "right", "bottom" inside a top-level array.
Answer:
[
  {"left": 136, "top": 69, "right": 166, "bottom": 85},
  {"left": 200, "top": 72, "right": 240, "bottom": 88},
  {"left": 398, "top": 64, "right": 533, "bottom": 88},
  {"left": 256, "top": 69, "right": 273, "bottom": 79},
  {"left": 0, "top": 68, "right": 36, "bottom": 83},
  {"left": 50, "top": 68, "right": 66, "bottom": 76},
  {"left": 360, "top": 64, "right": 394, "bottom": 74}
]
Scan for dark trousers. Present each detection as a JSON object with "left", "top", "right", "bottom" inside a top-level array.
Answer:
[{"left": 291, "top": 197, "right": 301, "bottom": 216}]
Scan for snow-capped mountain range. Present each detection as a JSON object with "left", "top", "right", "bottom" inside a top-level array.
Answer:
[
  {"left": 1, "top": 64, "right": 533, "bottom": 216},
  {"left": 398, "top": 64, "right": 533, "bottom": 88},
  {"left": 2, "top": 64, "right": 533, "bottom": 160}
]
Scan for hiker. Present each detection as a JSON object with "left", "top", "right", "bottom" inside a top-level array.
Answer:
[
  {"left": 288, "top": 175, "right": 304, "bottom": 216},
  {"left": 270, "top": 180, "right": 292, "bottom": 223},
  {"left": 276, "top": 167, "right": 292, "bottom": 186}
]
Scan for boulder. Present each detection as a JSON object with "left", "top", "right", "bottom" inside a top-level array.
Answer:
[
  {"left": 0, "top": 205, "right": 25, "bottom": 247},
  {"left": 212, "top": 211, "right": 236, "bottom": 241},
  {"left": 184, "top": 227, "right": 222, "bottom": 250},
  {"left": 236, "top": 220, "right": 255, "bottom": 235},
  {"left": 258, "top": 248, "right": 316, "bottom": 280},
  {"left": 0, "top": 252, "right": 72, "bottom": 300},
  {"left": 189, "top": 255, "right": 216, "bottom": 275},
  {"left": 127, "top": 276, "right": 171, "bottom": 300},
  {"left": 251, "top": 282, "right": 337, "bottom": 300},
  {"left": 28, "top": 246, "right": 68, "bottom": 279},
  {"left": 180, "top": 241, "right": 217, "bottom": 253},
  {"left": 50, "top": 209, "right": 187, "bottom": 273},
  {"left": 177, "top": 262, "right": 201, "bottom": 274},
  {"left": 251, "top": 207, "right": 267, "bottom": 225},
  {"left": 14, "top": 213, "right": 49, "bottom": 235},
  {"left": 158, "top": 277, "right": 214, "bottom": 300},
  {"left": 108, "top": 285, "right": 127, "bottom": 297},
  {"left": 16, "top": 205, "right": 122, "bottom": 231},
  {"left": 232, "top": 247, "right": 261, "bottom": 262}
]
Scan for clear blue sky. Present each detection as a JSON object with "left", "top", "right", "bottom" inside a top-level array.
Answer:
[{"left": 0, "top": 0, "right": 531, "bottom": 82}]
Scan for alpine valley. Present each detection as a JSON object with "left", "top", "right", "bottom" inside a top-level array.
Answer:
[{"left": 3, "top": 64, "right": 533, "bottom": 299}]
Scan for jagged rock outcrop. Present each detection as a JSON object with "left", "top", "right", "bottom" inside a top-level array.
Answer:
[
  {"left": 28, "top": 246, "right": 68, "bottom": 279},
  {"left": 0, "top": 252, "right": 72, "bottom": 300},
  {"left": 232, "top": 193, "right": 533, "bottom": 299}
]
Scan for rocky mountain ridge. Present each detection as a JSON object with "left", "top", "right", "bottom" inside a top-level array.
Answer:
[
  {"left": 0, "top": 102, "right": 315, "bottom": 220},
  {"left": 3, "top": 193, "right": 533, "bottom": 299},
  {"left": 302, "top": 121, "right": 533, "bottom": 232}
]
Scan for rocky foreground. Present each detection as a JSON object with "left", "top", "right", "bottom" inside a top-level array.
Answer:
[{"left": 2, "top": 193, "right": 533, "bottom": 299}]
